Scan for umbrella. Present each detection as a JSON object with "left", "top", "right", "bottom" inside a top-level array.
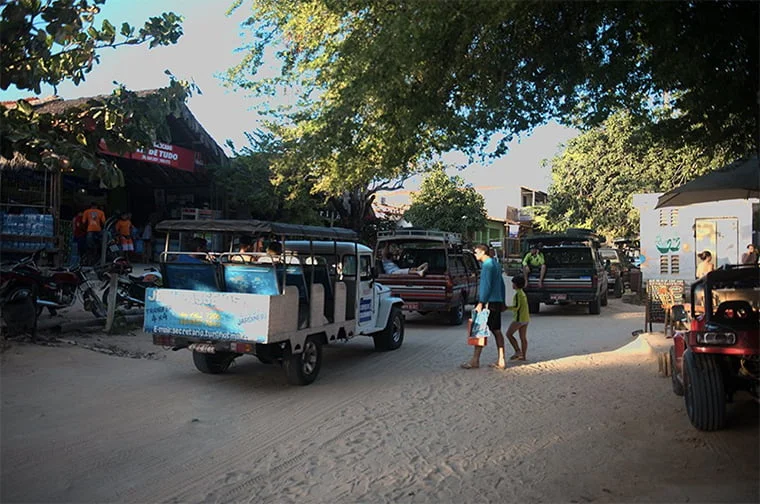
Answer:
[{"left": 655, "top": 155, "right": 760, "bottom": 209}]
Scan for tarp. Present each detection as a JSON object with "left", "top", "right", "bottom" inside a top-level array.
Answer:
[
  {"left": 155, "top": 219, "right": 358, "bottom": 240},
  {"left": 655, "top": 155, "right": 760, "bottom": 209}
]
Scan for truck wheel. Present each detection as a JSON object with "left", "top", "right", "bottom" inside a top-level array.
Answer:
[
  {"left": 448, "top": 297, "right": 465, "bottom": 325},
  {"left": 285, "top": 336, "right": 322, "bottom": 385},
  {"left": 374, "top": 306, "right": 404, "bottom": 351},
  {"left": 683, "top": 350, "right": 726, "bottom": 430},
  {"left": 193, "top": 351, "right": 235, "bottom": 374},
  {"left": 670, "top": 346, "right": 684, "bottom": 396},
  {"left": 613, "top": 278, "right": 623, "bottom": 298},
  {"left": 588, "top": 296, "right": 601, "bottom": 315},
  {"left": 528, "top": 299, "right": 540, "bottom": 314},
  {"left": 601, "top": 289, "right": 608, "bottom": 307}
]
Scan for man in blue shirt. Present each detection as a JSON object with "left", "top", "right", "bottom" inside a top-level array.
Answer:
[{"left": 461, "top": 243, "right": 511, "bottom": 370}]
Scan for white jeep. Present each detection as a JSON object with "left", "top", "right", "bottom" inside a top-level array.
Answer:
[{"left": 143, "top": 219, "right": 404, "bottom": 385}]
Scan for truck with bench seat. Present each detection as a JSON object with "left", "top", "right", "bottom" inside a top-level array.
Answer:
[
  {"left": 144, "top": 219, "right": 405, "bottom": 385},
  {"left": 522, "top": 229, "right": 609, "bottom": 315}
]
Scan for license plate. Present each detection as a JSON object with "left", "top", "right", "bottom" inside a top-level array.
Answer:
[
  {"left": 404, "top": 302, "right": 419, "bottom": 310},
  {"left": 550, "top": 294, "right": 567, "bottom": 301}
]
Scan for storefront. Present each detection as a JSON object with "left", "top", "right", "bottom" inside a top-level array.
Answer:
[{"left": 1, "top": 93, "right": 229, "bottom": 264}]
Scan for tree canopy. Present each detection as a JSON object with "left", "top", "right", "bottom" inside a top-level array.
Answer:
[
  {"left": 1, "top": 0, "right": 189, "bottom": 186},
  {"left": 532, "top": 111, "right": 735, "bottom": 240},
  {"left": 226, "top": 0, "right": 758, "bottom": 198},
  {"left": 403, "top": 168, "right": 487, "bottom": 235}
]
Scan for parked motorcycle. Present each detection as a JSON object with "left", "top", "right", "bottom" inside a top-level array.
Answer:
[
  {"left": 99, "top": 257, "right": 162, "bottom": 309},
  {"left": 0, "top": 249, "right": 106, "bottom": 320}
]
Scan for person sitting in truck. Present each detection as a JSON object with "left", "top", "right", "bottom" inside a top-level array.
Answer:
[
  {"left": 381, "top": 243, "right": 428, "bottom": 277},
  {"left": 522, "top": 243, "right": 547, "bottom": 288}
]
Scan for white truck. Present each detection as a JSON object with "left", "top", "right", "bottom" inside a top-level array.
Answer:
[{"left": 143, "top": 219, "right": 405, "bottom": 385}]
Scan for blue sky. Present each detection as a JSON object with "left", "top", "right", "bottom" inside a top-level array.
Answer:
[{"left": 1, "top": 0, "right": 578, "bottom": 217}]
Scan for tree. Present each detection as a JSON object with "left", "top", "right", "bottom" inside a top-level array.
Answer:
[
  {"left": 403, "top": 168, "right": 487, "bottom": 235},
  {"left": 1, "top": 0, "right": 188, "bottom": 186},
  {"left": 226, "top": 1, "right": 758, "bottom": 198},
  {"left": 531, "top": 111, "right": 735, "bottom": 239},
  {"left": 213, "top": 131, "right": 324, "bottom": 224}
]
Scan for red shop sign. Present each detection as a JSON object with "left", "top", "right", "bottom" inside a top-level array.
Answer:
[{"left": 99, "top": 140, "right": 196, "bottom": 172}]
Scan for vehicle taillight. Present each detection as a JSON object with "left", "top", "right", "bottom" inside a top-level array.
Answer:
[
  {"left": 445, "top": 277, "right": 453, "bottom": 293},
  {"left": 591, "top": 275, "right": 597, "bottom": 288},
  {"left": 154, "top": 335, "right": 174, "bottom": 346}
]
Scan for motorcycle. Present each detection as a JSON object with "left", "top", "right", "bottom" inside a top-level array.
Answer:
[
  {"left": 99, "top": 257, "right": 162, "bottom": 309},
  {"left": 0, "top": 249, "right": 106, "bottom": 320}
]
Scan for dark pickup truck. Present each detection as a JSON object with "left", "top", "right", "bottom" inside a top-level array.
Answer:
[
  {"left": 375, "top": 229, "right": 480, "bottom": 325},
  {"left": 523, "top": 231, "right": 609, "bottom": 315}
]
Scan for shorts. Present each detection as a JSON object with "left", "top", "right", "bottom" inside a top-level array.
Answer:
[{"left": 486, "top": 302, "right": 503, "bottom": 331}]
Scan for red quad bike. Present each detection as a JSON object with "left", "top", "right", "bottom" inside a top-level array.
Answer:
[{"left": 670, "top": 264, "right": 759, "bottom": 431}]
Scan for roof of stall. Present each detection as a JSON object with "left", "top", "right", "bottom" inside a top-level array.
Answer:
[{"left": 156, "top": 219, "right": 358, "bottom": 240}]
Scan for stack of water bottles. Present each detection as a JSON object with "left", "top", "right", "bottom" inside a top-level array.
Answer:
[{"left": 0, "top": 212, "right": 55, "bottom": 251}]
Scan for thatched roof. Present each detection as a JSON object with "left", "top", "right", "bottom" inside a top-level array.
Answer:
[{"left": 4, "top": 90, "right": 229, "bottom": 166}]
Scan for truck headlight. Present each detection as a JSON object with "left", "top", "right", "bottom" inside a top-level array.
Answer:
[{"left": 696, "top": 332, "right": 736, "bottom": 345}]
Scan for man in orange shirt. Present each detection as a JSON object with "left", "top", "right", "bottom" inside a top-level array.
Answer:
[{"left": 85, "top": 202, "right": 106, "bottom": 262}]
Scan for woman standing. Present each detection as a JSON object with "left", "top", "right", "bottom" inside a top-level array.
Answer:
[{"left": 696, "top": 250, "right": 715, "bottom": 278}]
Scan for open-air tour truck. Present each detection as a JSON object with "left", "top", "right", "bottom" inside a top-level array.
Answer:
[
  {"left": 669, "top": 264, "right": 759, "bottom": 430},
  {"left": 374, "top": 229, "right": 480, "bottom": 325},
  {"left": 143, "top": 220, "right": 405, "bottom": 385}
]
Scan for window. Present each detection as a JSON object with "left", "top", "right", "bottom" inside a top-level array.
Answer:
[
  {"left": 670, "top": 209, "right": 679, "bottom": 226},
  {"left": 659, "top": 254, "right": 680, "bottom": 274},
  {"left": 670, "top": 255, "right": 680, "bottom": 274},
  {"left": 359, "top": 254, "right": 372, "bottom": 280},
  {"left": 342, "top": 255, "right": 357, "bottom": 277},
  {"left": 660, "top": 255, "right": 669, "bottom": 274}
]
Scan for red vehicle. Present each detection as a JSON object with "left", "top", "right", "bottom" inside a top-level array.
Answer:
[{"left": 670, "top": 264, "right": 759, "bottom": 430}]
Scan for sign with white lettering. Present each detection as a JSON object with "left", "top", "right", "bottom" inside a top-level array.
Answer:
[
  {"left": 99, "top": 140, "right": 197, "bottom": 172},
  {"left": 143, "top": 288, "right": 271, "bottom": 342}
]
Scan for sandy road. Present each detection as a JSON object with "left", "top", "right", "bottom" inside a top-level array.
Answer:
[{"left": 1, "top": 298, "right": 758, "bottom": 503}]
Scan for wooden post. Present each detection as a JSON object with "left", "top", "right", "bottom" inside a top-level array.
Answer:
[{"left": 104, "top": 273, "right": 119, "bottom": 332}]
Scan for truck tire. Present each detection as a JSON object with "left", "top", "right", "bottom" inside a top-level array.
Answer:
[
  {"left": 285, "top": 336, "right": 322, "bottom": 385},
  {"left": 683, "top": 350, "right": 726, "bottom": 431},
  {"left": 670, "top": 346, "right": 684, "bottom": 396},
  {"left": 614, "top": 278, "right": 623, "bottom": 298},
  {"left": 448, "top": 297, "right": 465, "bottom": 325},
  {"left": 600, "top": 289, "right": 608, "bottom": 307},
  {"left": 528, "top": 299, "right": 540, "bottom": 314},
  {"left": 588, "top": 296, "right": 601, "bottom": 315},
  {"left": 374, "top": 306, "right": 404, "bottom": 351},
  {"left": 193, "top": 351, "right": 235, "bottom": 374}
]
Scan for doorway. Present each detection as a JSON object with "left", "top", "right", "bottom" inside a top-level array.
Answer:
[{"left": 694, "top": 218, "right": 739, "bottom": 276}]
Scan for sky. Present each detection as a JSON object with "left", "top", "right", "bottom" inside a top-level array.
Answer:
[{"left": 1, "top": 0, "right": 579, "bottom": 218}]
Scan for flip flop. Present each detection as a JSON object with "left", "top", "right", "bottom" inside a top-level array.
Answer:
[
  {"left": 489, "top": 362, "right": 506, "bottom": 370},
  {"left": 509, "top": 354, "right": 522, "bottom": 360},
  {"left": 460, "top": 362, "right": 479, "bottom": 369}
]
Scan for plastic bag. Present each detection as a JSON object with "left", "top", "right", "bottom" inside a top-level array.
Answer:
[{"left": 467, "top": 308, "right": 490, "bottom": 346}]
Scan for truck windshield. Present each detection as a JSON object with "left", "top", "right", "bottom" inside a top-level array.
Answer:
[{"left": 544, "top": 248, "right": 593, "bottom": 267}]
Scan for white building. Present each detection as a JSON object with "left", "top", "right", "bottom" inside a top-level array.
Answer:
[{"left": 633, "top": 193, "right": 758, "bottom": 282}]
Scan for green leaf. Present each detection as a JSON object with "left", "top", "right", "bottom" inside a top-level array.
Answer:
[{"left": 76, "top": 133, "right": 88, "bottom": 146}]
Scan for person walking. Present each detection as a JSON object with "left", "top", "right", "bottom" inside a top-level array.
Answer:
[
  {"left": 84, "top": 202, "right": 106, "bottom": 264},
  {"left": 461, "top": 243, "right": 507, "bottom": 370},
  {"left": 504, "top": 275, "right": 530, "bottom": 361}
]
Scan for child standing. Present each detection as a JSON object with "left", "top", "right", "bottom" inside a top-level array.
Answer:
[
  {"left": 504, "top": 275, "right": 530, "bottom": 361},
  {"left": 115, "top": 212, "right": 135, "bottom": 261}
]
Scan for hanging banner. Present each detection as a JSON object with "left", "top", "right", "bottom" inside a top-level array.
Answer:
[{"left": 98, "top": 140, "right": 197, "bottom": 172}]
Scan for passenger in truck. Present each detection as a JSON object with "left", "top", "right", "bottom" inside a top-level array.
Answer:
[
  {"left": 522, "top": 243, "right": 547, "bottom": 288},
  {"left": 381, "top": 243, "right": 428, "bottom": 277}
]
